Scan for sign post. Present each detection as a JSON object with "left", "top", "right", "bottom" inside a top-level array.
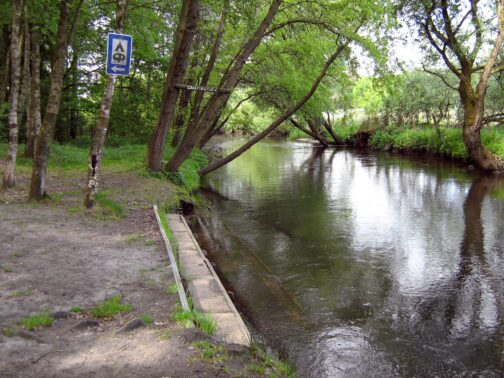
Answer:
[{"left": 106, "top": 33, "right": 132, "bottom": 75}]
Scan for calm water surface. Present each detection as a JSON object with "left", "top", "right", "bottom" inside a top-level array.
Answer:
[{"left": 191, "top": 140, "right": 504, "bottom": 377}]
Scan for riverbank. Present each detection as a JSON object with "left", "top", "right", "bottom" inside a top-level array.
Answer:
[
  {"left": 0, "top": 144, "right": 294, "bottom": 377},
  {"left": 289, "top": 124, "right": 504, "bottom": 165}
]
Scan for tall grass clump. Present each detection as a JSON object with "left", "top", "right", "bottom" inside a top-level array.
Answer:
[{"left": 172, "top": 306, "right": 216, "bottom": 336}]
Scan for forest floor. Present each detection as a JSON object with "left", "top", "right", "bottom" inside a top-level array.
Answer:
[{"left": 0, "top": 161, "right": 290, "bottom": 377}]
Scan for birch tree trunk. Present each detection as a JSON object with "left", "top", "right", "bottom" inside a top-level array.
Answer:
[
  {"left": 29, "top": 0, "right": 72, "bottom": 199},
  {"left": 146, "top": 0, "right": 199, "bottom": 172},
  {"left": 2, "top": 0, "right": 22, "bottom": 189},
  {"left": 24, "top": 28, "right": 41, "bottom": 158},
  {"left": 84, "top": 0, "right": 127, "bottom": 209}
]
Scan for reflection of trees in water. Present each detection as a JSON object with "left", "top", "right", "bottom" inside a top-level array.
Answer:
[
  {"left": 381, "top": 175, "right": 504, "bottom": 372},
  {"left": 444, "top": 176, "right": 503, "bottom": 338}
]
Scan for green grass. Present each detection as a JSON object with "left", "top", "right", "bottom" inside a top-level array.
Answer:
[
  {"left": 192, "top": 340, "right": 227, "bottom": 363},
  {"left": 329, "top": 123, "right": 504, "bottom": 161},
  {"left": 172, "top": 307, "right": 216, "bottom": 335},
  {"left": 20, "top": 313, "right": 54, "bottom": 330},
  {"left": 90, "top": 295, "right": 132, "bottom": 318},
  {"left": 166, "top": 283, "right": 178, "bottom": 295},
  {"left": 2, "top": 327, "right": 16, "bottom": 337},
  {"left": 142, "top": 314, "right": 154, "bottom": 325},
  {"left": 10, "top": 289, "right": 33, "bottom": 298},
  {"left": 2, "top": 265, "right": 13, "bottom": 273},
  {"left": 70, "top": 306, "right": 83, "bottom": 313},
  {"left": 247, "top": 363, "right": 266, "bottom": 374},
  {"left": 250, "top": 343, "right": 297, "bottom": 377},
  {"left": 126, "top": 233, "right": 145, "bottom": 244},
  {"left": 0, "top": 142, "right": 207, "bottom": 191},
  {"left": 94, "top": 192, "right": 128, "bottom": 219}
]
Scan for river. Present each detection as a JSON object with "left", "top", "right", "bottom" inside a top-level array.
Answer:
[{"left": 190, "top": 140, "right": 504, "bottom": 377}]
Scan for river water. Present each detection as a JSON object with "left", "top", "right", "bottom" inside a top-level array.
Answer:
[{"left": 190, "top": 140, "right": 504, "bottom": 377}]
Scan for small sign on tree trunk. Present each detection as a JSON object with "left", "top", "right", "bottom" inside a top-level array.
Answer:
[{"left": 106, "top": 33, "right": 132, "bottom": 75}]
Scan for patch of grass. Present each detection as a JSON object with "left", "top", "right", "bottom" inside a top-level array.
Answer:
[
  {"left": 20, "top": 313, "right": 54, "bottom": 330},
  {"left": 142, "top": 314, "right": 154, "bottom": 325},
  {"left": 247, "top": 363, "right": 266, "bottom": 374},
  {"left": 192, "top": 340, "right": 227, "bottom": 363},
  {"left": 68, "top": 206, "right": 82, "bottom": 215},
  {"left": 10, "top": 289, "right": 33, "bottom": 298},
  {"left": 166, "top": 283, "right": 178, "bottom": 295},
  {"left": 50, "top": 193, "right": 65, "bottom": 203},
  {"left": 145, "top": 239, "right": 155, "bottom": 246},
  {"left": 2, "top": 327, "right": 16, "bottom": 337},
  {"left": 94, "top": 192, "right": 128, "bottom": 219},
  {"left": 70, "top": 306, "right": 83, "bottom": 313},
  {"left": 250, "top": 343, "right": 297, "bottom": 377},
  {"left": 90, "top": 295, "right": 132, "bottom": 318},
  {"left": 2, "top": 265, "right": 13, "bottom": 273},
  {"left": 172, "top": 307, "right": 216, "bottom": 336},
  {"left": 126, "top": 233, "right": 144, "bottom": 244}
]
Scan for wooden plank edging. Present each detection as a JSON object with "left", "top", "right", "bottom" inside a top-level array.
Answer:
[
  {"left": 152, "top": 205, "right": 190, "bottom": 312},
  {"left": 177, "top": 214, "right": 251, "bottom": 345}
]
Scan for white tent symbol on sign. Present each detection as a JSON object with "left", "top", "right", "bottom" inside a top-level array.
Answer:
[{"left": 111, "top": 39, "right": 128, "bottom": 65}]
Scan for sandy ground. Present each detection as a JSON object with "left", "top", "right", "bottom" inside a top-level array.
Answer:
[{"left": 0, "top": 166, "right": 283, "bottom": 377}]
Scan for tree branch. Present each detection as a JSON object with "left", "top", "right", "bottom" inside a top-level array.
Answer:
[{"left": 422, "top": 63, "right": 458, "bottom": 90}]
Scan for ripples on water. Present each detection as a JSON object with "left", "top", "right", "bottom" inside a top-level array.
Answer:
[{"left": 191, "top": 141, "right": 504, "bottom": 377}]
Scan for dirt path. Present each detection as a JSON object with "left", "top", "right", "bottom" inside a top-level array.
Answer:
[{"left": 0, "top": 167, "right": 288, "bottom": 377}]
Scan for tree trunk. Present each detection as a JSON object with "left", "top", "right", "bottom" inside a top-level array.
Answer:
[
  {"left": 2, "top": 0, "right": 22, "bottom": 189},
  {"left": 0, "top": 24, "right": 10, "bottom": 103},
  {"left": 322, "top": 116, "right": 342, "bottom": 144},
  {"left": 461, "top": 2, "right": 504, "bottom": 172},
  {"left": 24, "top": 27, "right": 41, "bottom": 158},
  {"left": 290, "top": 118, "right": 329, "bottom": 146},
  {"left": 308, "top": 118, "right": 331, "bottom": 145},
  {"left": 171, "top": 86, "right": 191, "bottom": 147},
  {"left": 18, "top": 8, "right": 31, "bottom": 133},
  {"left": 146, "top": 0, "right": 199, "bottom": 172},
  {"left": 29, "top": 0, "right": 72, "bottom": 200},
  {"left": 166, "top": 0, "right": 282, "bottom": 173},
  {"left": 198, "top": 91, "right": 264, "bottom": 149},
  {"left": 188, "top": 0, "right": 228, "bottom": 126},
  {"left": 199, "top": 41, "right": 349, "bottom": 176},
  {"left": 84, "top": 0, "right": 127, "bottom": 209}
]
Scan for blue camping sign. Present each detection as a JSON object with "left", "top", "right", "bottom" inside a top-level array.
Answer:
[{"left": 106, "top": 33, "right": 132, "bottom": 75}]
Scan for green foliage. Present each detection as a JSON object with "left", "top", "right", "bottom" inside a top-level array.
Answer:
[
  {"left": 126, "top": 234, "right": 145, "bottom": 244},
  {"left": 192, "top": 340, "right": 227, "bottom": 363},
  {"left": 20, "top": 313, "right": 54, "bottom": 330},
  {"left": 333, "top": 122, "right": 362, "bottom": 143},
  {"left": 172, "top": 307, "right": 216, "bottom": 336},
  {"left": 70, "top": 306, "right": 83, "bottom": 313},
  {"left": 94, "top": 192, "right": 128, "bottom": 219},
  {"left": 90, "top": 295, "right": 132, "bottom": 318},
  {"left": 166, "top": 283, "right": 179, "bottom": 295},
  {"left": 2, "top": 265, "right": 13, "bottom": 273},
  {"left": 10, "top": 289, "right": 33, "bottom": 298},
  {"left": 142, "top": 314, "right": 154, "bottom": 325}
]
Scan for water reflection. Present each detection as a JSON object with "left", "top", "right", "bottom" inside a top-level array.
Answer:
[{"left": 193, "top": 141, "right": 504, "bottom": 377}]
